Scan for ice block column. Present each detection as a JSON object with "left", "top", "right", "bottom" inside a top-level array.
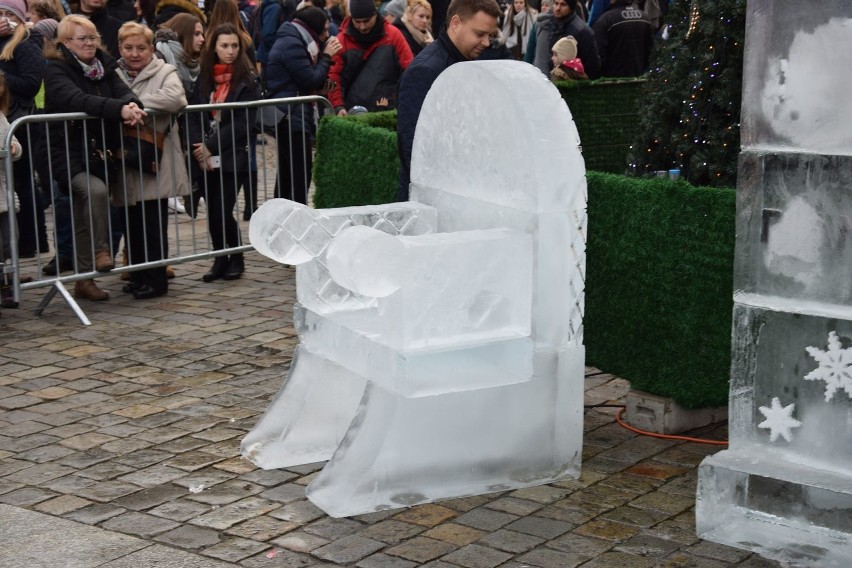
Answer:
[{"left": 696, "top": 2, "right": 852, "bottom": 564}]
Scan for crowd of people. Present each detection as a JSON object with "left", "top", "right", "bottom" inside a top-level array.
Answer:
[{"left": 0, "top": 0, "right": 666, "bottom": 307}]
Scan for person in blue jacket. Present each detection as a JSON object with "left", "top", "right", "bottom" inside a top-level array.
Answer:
[{"left": 265, "top": 6, "right": 341, "bottom": 204}]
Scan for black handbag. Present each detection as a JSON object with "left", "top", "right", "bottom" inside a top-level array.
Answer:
[{"left": 120, "top": 124, "right": 169, "bottom": 174}]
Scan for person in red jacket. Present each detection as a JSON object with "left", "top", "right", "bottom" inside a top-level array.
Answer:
[{"left": 328, "top": 0, "right": 413, "bottom": 115}]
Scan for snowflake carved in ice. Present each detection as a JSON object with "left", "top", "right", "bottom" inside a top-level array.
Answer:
[
  {"left": 804, "top": 331, "right": 852, "bottom": 402},
  {"left": 757, "top": 397, "right": 802, "bottom": 443}
]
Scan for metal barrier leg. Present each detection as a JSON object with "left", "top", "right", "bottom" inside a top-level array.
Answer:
[{"left": 33, "top": 281, "right": 91, "bottom": 326}]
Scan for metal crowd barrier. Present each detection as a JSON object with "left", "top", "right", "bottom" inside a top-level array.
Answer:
[{"left": 1, "top": 96, "right": 332, "bottom": 325}]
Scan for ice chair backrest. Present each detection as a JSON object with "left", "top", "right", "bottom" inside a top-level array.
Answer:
[
  {"left": 410, "top": 61, "right": 587, "bottom": 348},
  {"left": 410, "top": 60, "right": 586, "bottom": 226}
]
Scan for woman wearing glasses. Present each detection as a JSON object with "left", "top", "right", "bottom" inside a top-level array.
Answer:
[{"left": 43, "top": 15, "right": 146, "bottom": 301}]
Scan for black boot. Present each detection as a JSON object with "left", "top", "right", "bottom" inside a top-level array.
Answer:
[
  {"left": 202, "top": 256, "right": 229, "bottom": 282},
  {"left": 223, "top": 253, "right": 244, "bottom": 280}
]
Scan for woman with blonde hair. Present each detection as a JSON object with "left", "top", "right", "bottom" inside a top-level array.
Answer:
[
  {"left": 43, "top": 14, "right": 146, "bottom": 301},
  {"left": 114, "top": 21, "right": 189, "bottom": 299},
  {"left": 0, "top": 0, "right": 49, "bottom": 259},
  {"left": 393, "top": 0, "right": 432, "bottom": 56}
]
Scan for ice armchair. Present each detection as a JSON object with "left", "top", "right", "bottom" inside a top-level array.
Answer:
[{"left": 241, "top": 61, "right": 587, "bottom": 517}]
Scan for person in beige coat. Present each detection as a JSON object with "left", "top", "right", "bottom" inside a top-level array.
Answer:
[{"left": 114, "top": 21, "right": 189, "bottom": 300}]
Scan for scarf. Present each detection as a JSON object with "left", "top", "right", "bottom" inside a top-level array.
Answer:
[
  {"left": 293, "top": 19, "right": 320, "bottom": 63},
  {"left": 400, "top": 13, "right": 432, "bottom": 48},
  {"left": 210, "top": 63, "right": 232, "bottom": 119},
  {"left": 117, "top": 58, "right": 141, "bottom": 83},
  {"left": 73, "top": 52, "right": 105, "bottom": 81},
  {"left": 156, "top": 35, "right": 201, "bottom": 95},
  {"left": 347, "top": 17, "right": 385, "bottom": 49}
]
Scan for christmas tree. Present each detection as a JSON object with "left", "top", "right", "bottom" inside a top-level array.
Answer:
[{"left": 628, "top": 0, "right": 746, "bottom": 187}]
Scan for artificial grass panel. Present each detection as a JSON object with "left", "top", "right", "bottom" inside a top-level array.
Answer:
[
  {"left": 585, "top": 171, "right": 736, "bottom": 408},
  {"left": 313, "top": 116, "right": 398, "bottom": 208},
  {"left": 555, "top": 78, "right": 645, "bottom": 174}
]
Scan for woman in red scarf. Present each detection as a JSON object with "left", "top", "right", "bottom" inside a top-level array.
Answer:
[{"left": 189, "top": 23, "right": 260, "bottom": 283}]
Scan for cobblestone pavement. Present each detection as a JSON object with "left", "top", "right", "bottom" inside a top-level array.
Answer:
[{"left": 0, "top": 249, "right": 781, "bottom": 567}]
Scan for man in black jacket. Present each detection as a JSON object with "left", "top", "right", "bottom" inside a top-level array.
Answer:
[
  {"left": 592, "top": 0, "right": 655, "bottom": 77},
  {"left": 395, "top": 0, "right": 501, "bottom": 201}
]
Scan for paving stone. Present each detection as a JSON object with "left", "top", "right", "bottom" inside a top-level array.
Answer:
[
  {"left": 78, "top": 461, "right": 136, "bottom": 480},
  {"left": 484, "top": 497, "right": 544, "bottom": 516},
  {"left": 393, "top": 503, "right": 457, "bottom": 527},
  {"left": 101, "top": 511, "right": 181, "bottom": 537},
  {"left": 16, "top": 443, "right": 77, "bottom": 463},
  {"left": 148, "top": 498, "right": 214, "bottom": 521},
  {"left": 624, "top": 462, "right": 691, "bottom": 481},
  {"left": 119, "top": 464, "right": 188, "bottom": 487},
  {"left": 113, "top": 483, "right": 188, "bottom": 510},
  {"left": 75, "top": 480, "right": 143, "bottom": 502},
  {"left": 5, "top": 462, "right": 77, "bottom": 485},
  {"left": 546, "top": 532, "right": 614, "bottom": 556},
  {"left": 112, "top": 448, "right": 174, "bottom": 469},
  {"left": 615, "top": 533, "right": 682, "bottom": 558},
  {"left": 33, "top": 494, "right": 92, "bottom": 515},
  {"left": 440, "top": 543, "right": 513, "bottom": 568},
  {"left": 56, "top": 448, "right": 116, "bottom": 469},
  {"left": 0, "top": 420, "right": 51, "bottom": 437},
  {"left": 356, "top": 552, "right": 418, "bottom": 568},
  {"left": 269, "top": 499, "right": 326, "bottom": 523},
  {"left": 226, "top": 515, "right": 298, "bottom": 541},
  {"left": 186, "top": 478, "right": 263, "bottom": 505},
  {"left": 99, "top": 438, "right": 152, "bottom": 454},
  {"left": 155, "top": 524, "right": 222, "bottom": 549},
  {"left": 574, "top": 519, "right": 643, "bottom": 543},
  {"left": 165, "top": 450, "right": 224, "bottom": 471},
  {"left": 685, "top": 540, "right": 753, "bottom": 563},
  {"left": 261, "top": 482, "right": 310, "bottom": 504},
  {"left": 477, "top": 528, "right": 545, "bottom": 553},
  {"left": 64, "top": 503, "right": 127, "bottom": 525},
  {"left": 439, "top": 495, "right": 494, "bottom": 512},
  {"left": 240, "top": 468, "right": 299, "bottom": 487},
  {"left": 242, "top": 548, "right": 318, "bottom": 568},
  {"left": 504, "top": 515, "right": 573, "bottom": 539},
  {"left": 0, "top": 479, "right": 23, "bottom": 495},
  {"left": 359, "top": 520, "right": 426, "bottom": 544},
  {"left": 202, "top": 537, "right": 270, "bottom": 562},
  {"left": 190, "top": 496, "right": 280, "bottom": 530},
  {"left": 601, "top": 505, "right": 671, "bottom": 528},
  {"left": 312, "top": 535, "right": 386, "bottom": 564},
  {"left": 0, "top": 394, "right": 43, "bottom": 409},
  {"left": 0, "top": 486, "right": 57, "bottom": 506},
  {"left": 454, "top": 508, "right": 519, "bottom": 531},
  {"left": 304, "top": 517, "right": 365, "bottom": 540},
  {"left": 213, "top": 456, "right": 256, "bottom": 474},
  {"left": 272, "top": 531, "right": 331, "bottom": 553},
  {"left": 598, "top": 472, "right": 663, "bottom": 495},
  {"left": 421, "top": 523, "right": 486, "bottom": 546},
  {"left": 0, "top": 458, "right": 34, "bottom": 476},
  {"left": 578, "top": 550, "right": 659, "bottom": 567},
  {"left": 171, "top": 468, "right": 235, "bottom": 490},
  {"left": 509, "top": 486, "right": 571, "bottom": 504},
  {"left": 0, "top": 433, "right": 59, "bottom": 452},
  {"left": 385, "top": 536, "right": 457, "bottom": 563}
]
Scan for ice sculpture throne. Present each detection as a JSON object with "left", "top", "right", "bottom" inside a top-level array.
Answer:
[{"left": 241, "top": 61, "right": 587, "bottom": 517}]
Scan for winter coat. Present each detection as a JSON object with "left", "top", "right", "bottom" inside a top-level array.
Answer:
[
  {"left": 76, "top": 7, "right": 124, "bottom": 58},
  {"left": 396, "top": 30, "right": 466, "bottom": 201},
  {"left": 43, "top": 45, "right": 141, "bottom": 186},
  {"left": 266, "top": 19, "right": 333, "bottom": 134},
  {"left": 188, "top": 72, "right": 261, "bottom": 173},
  {"left": 256, "top": 0, "right": 298, "bottom": 66},
  {"left": 107, "top": 0, "right": 138, "bottom": 22},
  {"left": 0, "top": 113, "right": 22, "bottom": 215},
  {"left": 502, "top": 8, "right": 537, "bottom": 58},
  {"left": 113, "top": 57, "right": 190, "bottom": 206},
  {"left": 392, "top": 17, "right": 430, "bottom": 57},
  {"left": 592, "top": 0, "right": 655, "bottom": 77},
  {"left": 328, "top": 17, "right": 413, "bottom": 112},
  {"left": 533, "top": 11, "right": 601, "bottom": 79},
  {"left": 0, "top": 33, "right": 44, "bottom": 121}
]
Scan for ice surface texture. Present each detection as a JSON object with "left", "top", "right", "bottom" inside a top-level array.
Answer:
[
  {"left": 241, "top": 60, "right": 587, "bottom": 517},
  {"left": 697, "top": 2, "right": 852, "bottom": 564}
]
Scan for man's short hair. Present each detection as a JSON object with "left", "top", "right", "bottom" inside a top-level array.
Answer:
[{"left": 447, "top": 0, "right": 501, "bottom": 22}]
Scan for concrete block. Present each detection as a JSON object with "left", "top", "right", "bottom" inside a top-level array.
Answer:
[{"left": 624, "top": 390, "right": 727, "bottom": 435}]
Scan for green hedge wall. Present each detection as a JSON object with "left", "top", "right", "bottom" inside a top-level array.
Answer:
[
  {"left": 311, "top": 86, "right": 736, "bottom": 409},
  {"left": 585, "top": 172, "right": 734, "bottom": 409}
]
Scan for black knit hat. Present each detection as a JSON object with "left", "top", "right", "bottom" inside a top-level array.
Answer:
[
  {"left": 294, "top": 7, "right": 328, "bottom": 36},
  {"left": 350, "top": 0, "right": 377, "bottom": 19}
]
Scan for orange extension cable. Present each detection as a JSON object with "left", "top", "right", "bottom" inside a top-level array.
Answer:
[{"left": 585, "top": 404, "right": 729, "bottom": 446}]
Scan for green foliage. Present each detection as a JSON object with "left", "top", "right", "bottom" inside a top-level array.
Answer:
[
  {"left": 585, "top": 171, "right": 735, "bottom": 408},
  {"left": 347, "top": 110, "right": 397, "bottom": 132},
  {"left": 312, "top": 116, "right": 398, "bottom": 208},
  {"left": 628, "top": 0, "right": 745, "bottom": 187}
]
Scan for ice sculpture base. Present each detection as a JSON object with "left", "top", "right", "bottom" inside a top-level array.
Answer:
[
  {"left": 307, "top": 346, "right": 585, "bottom": 518},
  {"left": 697, "top": 449, "right": 852, "bottom": 567}
]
